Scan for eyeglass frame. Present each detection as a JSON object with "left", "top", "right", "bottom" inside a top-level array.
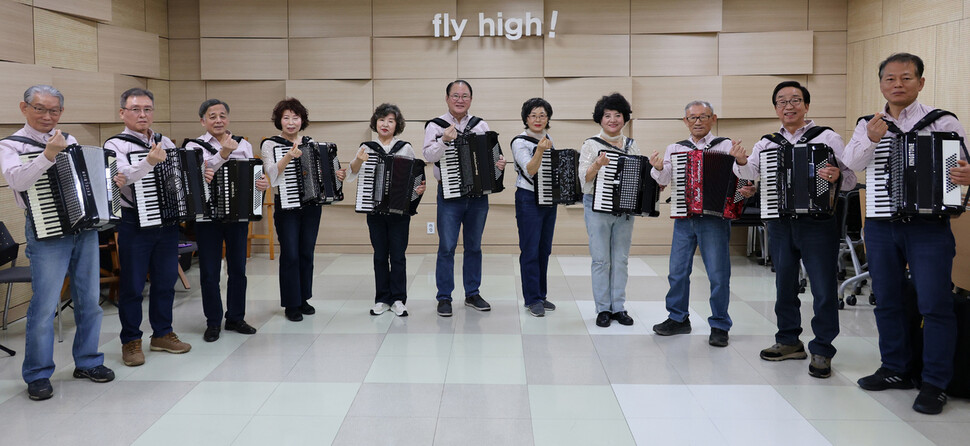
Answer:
[
  {"left": 121, "top": 107, "right": 155, "bottom": 114},
  {"left": 775, "top": 98, "right": 804, "bottom": 108},
  {"left": 26, "top": 103, "right": 63, "bottom": 117},
  {"left": 684, "top": 115, "right": 712, "bottom": 123},
  {"left": 448, "top": 94, "right": 471, "bottom": 101}
]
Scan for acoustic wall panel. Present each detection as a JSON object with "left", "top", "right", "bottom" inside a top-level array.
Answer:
[
  {"left": 288, "top": 0, "right": 372, "bottom": 37},
  {"left": 631, "top": 34, "right": 718, "bottom": 77},
  {"left": 52, "top": 69, "right": 117, "bottom": 123},
  {"left": 631, "top": 119, "right": 699, "bottom": 155},
  {"left": 460, "top": 78, "right": 544, "bottom": 121},
  {"left": 198, "top": 0, "right": 287, "bottom": 38},
  {"left": 0, "top": 1, "right": 34, "bottom": 64},
  {"left": 372, "top": 0, "right": 454, "bottom": 37},
  {"left": 805, "top": 75, "right": 847, "bottom": 118},
  {"left": 373, "top": 37, "right": 457, "bottom": 80},
  {"left": 33, "top": 9, "right": 98, "bottom": 72},
  {"left": 808, "top": 0, "right": 848, "bottom": 32},
  {"left": 159, "top": 37, "right": 170, "bottom": 80},
  {"left": 543, "top": 35, "right": 630, "bottom": 77},
  {"left": 845, "top": 40, "right": 864, "bottom": 131},
  {"left": 200, "top": 38, "right": 288, "bottom": 80},
  {"left": 145, "top": 0, "right": 168, "bottom": 38},
  {"left": 934, "top": 20, "right": 970, "bottom": 124},
  {"left": 715, "top": 118, "right": 780, "bottom": 154},
  {"left": 722, "top": 0, "right": 808, "bottom": 32},
  {"left": 543, "top": 77, "right": 633, "bottom": 121},
  {"left": 33, "top": 0, "right": 111, "bottom": 23},
  {"left": 147, "top": 79, "right": 170, "bottom": 122},
  {"left": 847, "top": 0, "right": 882, "bottom": 42},
  {"left": 720, "top": 75, "right": 807, "bottom": 119},
  {"left": 631, "top": 0, "right": 722, "bottom": 34},
  {"left": 168, "top": 0, "right": 199, "bottom": 39},
  {"left": 289, "top": 37, "right": 372, "bottom": 80},
  {"left": 169, "top": 38, "right": 200, "bottom": 80},
  {"left": 543, "top": 0, "right": 630, "bottom": 35},
  {"left": 110, "top": 0, "right": 144, "bottom": 31},
  {"left": 457, "top": 37, "right": 544, "bottom": 79},
  {"left": 718, "top": 31, "right": 814, "bottom": 75},
  {"left": 632, "top": 76, "right": 722, "bottom": 119},
  {"left": 373, "top": 79, "right": 454, "bottom": 122},
  {"left": 0, "top": 62, "right": 53, "bottom": 124},
  {"left": 284, "top": 79, "right": 374, "bottom": 122},
  {"left": 98, "top": 24, "right": 160, "bottom": 79},
  {"left": 898, "top": 0, "right": 963, "bottom": 32},
  {"left": 169, "top": 80, "right": 206, "bottom": 122},
  {"left": 814, "top": 31, "right": 848, "bottom": 74},
  {"left": 547, "top": 120, "right": 622, "bottom": 151},
  {"left": 204, "top": 81, "right": 287, "bottom": 122}
]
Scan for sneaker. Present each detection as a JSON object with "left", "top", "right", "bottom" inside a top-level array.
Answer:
[
  {"left": 224, "top": 320, "right": 257, "bottom": 335},
  {"left": 150, "top": 332, "right": 191, "bottom": 354},
  {"left": 73, "top": 365, "right": 115, "bottom": 383},
  {"left": 465, "top": 294, "right": 491, "bottom": 311},
  {"left": 285, "top": 308, "right": 304, "bottom": 322},
  {"left": 122, "top": 339, "right": 145, "bottom": 366},
  {"left": 27, "top": 378, "right": 53, "bottom": 401},
  {"left": 391, "top": 301, "right": 408, "bottom": 317},
  {"left": 913, "top": 383, "right": 947, "bottom": 414},
  {"left": 759, "top": 342, "right": 808, "bottom": 361},
  {"left": 528, "top": 302, "right": 545, "bottom": 317},
  {"left": 653, "top": 317, "right": 691, "bottom": 336},
  {"left": 437, "top": 300, "right": 453, "bottom": 317},
  {"left": 709, "top": 328, "right": 729, "bottom": 347},
  {"left": 809, "top": 354, "right": 832, "bottom": 378},
  {"left": 300, "top": 301, "right": 316, "bottom": 315},
  {"left": 370, "top": 302, "right": 390, "bottom": 315},
  {"left": 542, "top": 300, "right": 556, "bottom": 311},
  {"left": 611, "top": 311, "right": 634, "bottom": 326},
  {"left": 857, "top": 367, "right": 914, "bottom": 391},
  {"left": 596, "top": 311, "right": 612, "bottom": 327},
  {"left": 203, "top": 325, "right": 221, "bottom": 342}
]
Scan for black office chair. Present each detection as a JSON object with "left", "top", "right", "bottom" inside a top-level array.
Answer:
[{"left": 0, "top": 221, "right": 29, "bottom": 357}]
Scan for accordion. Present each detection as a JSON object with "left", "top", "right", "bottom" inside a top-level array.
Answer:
[
  {"left": 200, "top": 159, "right": 265, "bottom": 223},
  {"left": 592, "top": 150, "right": 661, "bottom": 217},
  {"left": 669, "top": 151, "right": 746, "bottom": 219},
  {"left": 129, "top": 147, "right": 207, "bottom": 228},
  {"left": 439, "top": 131, "right": 505, "bottom": 199},
  {"left": 759, "top": 143, "right": 838, "bottom": 219},
  {"left": 535, "top": 148, "right": 582, "bottom": 206},
  {"left": 275, "top": 140, "right": 343, "bottom": 209},
  {"left": 20, "top": 145, "right": 122, "bottom": 240},
  {"left": 866, "top": 131, "right": 968, "bottom": 220},
  {"left": 356, "top": 154, "right": 427, "bottom": 216}
]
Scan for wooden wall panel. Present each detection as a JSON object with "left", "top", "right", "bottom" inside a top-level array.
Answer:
[
  {"left": 110, "top": 0, "right": 144, "bottom": 31},
  {"left": 0, "top": 1, "right": 34, "bottom": 64},
  {"left": 34, "top": 9, "right": 99, "bottom": 72},
  {"left": 814, "top": 31, "right": 848, "bottom": 74},
  {"left": 457, "top": 37, "right": 543, "bottom": 79},
  {"left": 934, "top": 20, "right": 970, "bottom": 125},
  {"left": 214, "top": 120, "right": 283, "bottom": 149},
  {"left": 203, "top": 81, "right": 286, "bottom": 122},
  {"left": 288, "top": 0, "right": 371, "bottom": 37},
  {"left": 883, "top": 0, "right": 900, "bottom": 34},
  {"left": 146, "top": 79, "right": 170, "bottom": 122},
  {"left": 60, "top": 123, "right": 101, "bottom": 145},
  {"left": 113, "top": 74, "right": 148, "bottom": 110},
  {"left": 543, "top": 35, "right": 630, "bottom": 78},
  {"left": 631, "top": 34, "right": 718, "bottom": 77},
  {"left": 720, "top": 75, "right": 807, "bottom": 119},
  {"left": 894, "top": 26, "right": 937, "bottom": 107},
  {"left": 373, "top": 38, "right": 457, "bottom": 80},
  {"left": 169, "top": 80, "right": 205, "bottom": 122},
  {"left": 543, "top": 0, "right": 630, "bottom": 35},
  {"left": 284, "top": 80, "right": 374, "bottom": 122},
  {"left": 898, "top": 0, "right": 963, "bottom": 32},
  {"left": 632, "top": 76, "right": 722, "bottom": 119},
  {"left": 809, "top": 0, "right": 848, "bottom": 31},
  {"left": 159, "top": 37, "right": 170, "bottom": 80},
  {"left": 145, "top": 0, "right": 168, "bottom": 37},
  {"left": 289, "top": 37, "right": 372, "bottom": 80},
  {"left": 313, "top": 121, "right": 376, "bottom": 171},
  {"left": 169, "top": 38, "right": 200, "bottom": 80},
  {"left": 34, "top": 0, "right": 110, "bottom": 22},
  {"left": 373, "top": 79, "right": 453, "bottom": 122},
  {"left": 199, "top": 38, "right": 288, "bottom": 80},
  {"left": 805, "top": 75, "right": 847, "bottom": 118},
  {"left": 52, "top": 69, "right": 117, "bottom": 123},
  {"left": 372, "top": 0, "right": 454, "bottom": 37},
  {"left": 167, "top": 0, "right": 199, "bottom": 39},
  {"left": 198, "top": 0, "right": 287, "bottom": 38},
  {"left": 954, "top": 207, "right": 970, "bottom": 290},
  {"left": 845, "top": 41, "right": 864, "bottom": 131},
  {"left": 722, "top": 0, "right": 809, "bottom": 32},
  {"left": 631, "top": 0, "right": 722, "bottom": 34},
  {"left": 536, "top": 120, "right": 604, "bottom": 151},
  {"left": 715, "top": 118, "right": 780, "bottom": 153},
  {"left": 0, "top": 62, "right": 53, "bottom": 124},
  {"left": 542, "top": 77, "right": 633, "bottom": 120},
  {"left": 847, "top": 0, "right": 882, "bottom": 42},
  {"left": 718, "top": 31, "right": 814, "bottom": 75},
  {"left": 631, "top": 119, "right": 697, "bottom": 155},
  {"left": 98, "top": 24, "right": 160, "bottom": 78},
  {"left": 460, "top": 78, "right": 544, "bottom": 121}
]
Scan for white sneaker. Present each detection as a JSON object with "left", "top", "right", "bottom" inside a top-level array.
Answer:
[
  {"left": 370, "top": 302, "right": 390, "bottom": 315},
  {"left": 391, "top": 301, "right": 408, "bottom": 317}
]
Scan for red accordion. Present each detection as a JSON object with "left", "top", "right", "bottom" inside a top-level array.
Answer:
[{"left": 669, "top": 150, "right": 747, "bottom": 219}]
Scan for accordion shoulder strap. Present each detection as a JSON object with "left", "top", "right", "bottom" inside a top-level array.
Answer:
[
  {"left": 182, "top": 138, "right": 216, "bottom": 154},
  {"left": 511, "top": 135, "right": 540, "bottom": 186},
  {"left": 105, "top": 133, "right": 152, "bottom": 149},
  {"left": 587, "top": 137, "right": 632, "bottom": 154},
  {"left": 361, "top": 141, "right": 388, "bottom": 157},
  {"left": 261, "top": 135, "right": 291, "bottom": 149},
  {"left": 424, "top": 118, "right": 451, "bottom": 130},
  {"left": 464, "top": 116, "right": 483, "bottom": 133},
  {"left": 912, "top": 109, "right": 958, "bottom": 132},
  {"left": 1, "top": 135, "right": 47, "bottom": 149},
  {"left": 708, "top": 137, "right": 730, "bottom": 148},
  {"left": 675, "top": 140, "right": 698, "bottom": 151},
  {"left": 389, "top": 140, "right": 410, "bottom": 155},
  {"left": 759, "top": 126, "right": 832, "bottom": 149}
]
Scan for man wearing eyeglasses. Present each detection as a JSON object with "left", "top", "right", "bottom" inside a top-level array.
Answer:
[
  {"left": 649, "top": 101, "right": 754, "bottom": 347},
  {"left": 731, "top": 81, "right": 856, "bottom": 379},
  {"left": 0, "top": 85, "right": 117, "bottom": 400},
  {"left": 423, "top": 80, "right": 506, "bottom": 317},
  {"left": 104, "top": 87, "right": 191, "bottom": 368}
]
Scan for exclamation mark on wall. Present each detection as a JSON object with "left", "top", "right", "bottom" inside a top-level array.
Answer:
[{"left": 548, "top": 10, "right": 558, "bottom": 38}]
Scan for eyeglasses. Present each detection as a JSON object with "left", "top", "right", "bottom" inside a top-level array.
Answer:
[
  {"left": 122, "top": 107, "right": 154, "bottom": 114},
  {"left": 775, "top": 98, "right": 804, "bottom": 108},
  {"left": 449, "top": 94, "right": 471, "bottom": 101},
  {"left": 528, "top": 114, "right": 548, "bottom": 120},
  {"left": 27, "top": 103, "right": 62, "bottom": 117},
  {"left": 685, "top": 115, "right": 711, "bottom": 123}
]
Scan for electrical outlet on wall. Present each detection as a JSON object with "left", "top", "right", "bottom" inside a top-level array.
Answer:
[{"left": 427, "top": 222, "right": 435, "bottom": 234}]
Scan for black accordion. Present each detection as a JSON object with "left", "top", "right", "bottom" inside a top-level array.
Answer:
[
  {"left": 274, "top": 140, "right": 343, "bottom": 209},
  {"left": 439, "top": 131, "right": 505, "bottom": 199},
  {"left": 592, "top": 150, "right": 661, "bottom": 217},
  {"left": 867, "top": 132, "right": 968, "bottom": 220},
  {"left": 535, "top": 148, "right": 582, "bottom": 206},
  {"left": 759, "top": 143, "right": 838, "bottom": 219},
  {"left": 200, "top": 159, "right": 265, "bottom": 222},
  {"left": 356, "top": 154, "right": 426, "bottom": 216},
  {"left": 20, "top": 145, "right": 122, "bottom": 240},
  {"left": 129, "top": 147, "right": 207, "bottom": 228},
  {"left": 669, "top": 151, "right": 747, "bottom": 219}
]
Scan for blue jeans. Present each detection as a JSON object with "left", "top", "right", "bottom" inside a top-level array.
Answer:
[
  {"left": 515, "top": 188, "right": 557, "bottom": 306},
  {"left": 368, "top": 213, "right": 411, "bottom": 304},
  {"left": 865, "top": 218, "right": 957, "bottom": 389},
  {"left": 583, "top": 194, "right": 634, "bottom": 313},
  {"left": 196, "top": 221, "right": 249, "bottom": 326},
  {"left": 435, "top": 190, "right": 489, "bottom": 301},
  {"left": 664, "top": 216, "right": 732, "bottom": 331},
  {"left": 274, "top": 202, "right": 322, "bottom": 309},
  {"left": 22, "top": 219, "right": 104, "bottom": 383},
  {"left": 765, "top": 216, "right": 841, "bottom": 358},
  {"left": 117, "top": 208, "right": 178, "bottom": 344}
]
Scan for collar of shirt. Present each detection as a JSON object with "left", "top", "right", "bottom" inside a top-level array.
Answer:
[
  {"left": 22, "top": 124, "right": 57, "bottom": 144},
  {"left": 373, "top": 138, "right": 399, "bottom": 151},
  {"left": 123, "top": 126, "right": 153, "bottom": 145},
  {"left": 687, "top": 132, "right": 714, "bottom": 148},
  {"left": 779, "top": 120, "right": 816, "bottom": 143},
  {"left": 443, "top": 113, "right": 472, "bottom": 131},
  {"left": 882, "top": 100, "right": 928, "bottom": 130}
]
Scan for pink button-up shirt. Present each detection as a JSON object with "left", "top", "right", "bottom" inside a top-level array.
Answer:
[
  {"left": 651, "top": 132, "right": 733, "bottom": 186},
  {"left": 103, "top": 127, "right": 176, "bottom": 208},
  {"left": 184, "top": 132, "right": 255, "bottom": 170},
  {"left": 422, "top": 113, "right": 490, "bottom": 181},
  {"left": 0, "top": 125, "right": 79, "bottom": 209}
]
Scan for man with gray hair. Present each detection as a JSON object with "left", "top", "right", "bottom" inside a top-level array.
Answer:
[
  {"left": 0, "top": 85, "right": 117, "bottom": 401},
  {"left": 648, "top": 100, "right": 754, "bottom": 347}
]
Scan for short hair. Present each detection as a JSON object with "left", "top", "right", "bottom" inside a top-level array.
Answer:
[
  {"left": 370, "top": 103, "right": 406, "bottom": 136},
  {"left": 24, "top": 85, "right": 64, "bottom": 108},
  {"left": 120, "top": 87, "right": 154, "bottom": 108},
  {"left": 520, "top": 97, "right": 553, "bottom": 129},
  {"left": 684, "top": 100, "right": 715, "bottom": 116},
  {"left": 199, "top": 99, "right": 230, "bottom": 118},
  {"left": 592, "top": 93, "right": 632, "bottom": 124},
  {"left": 271, "top": 98, "right": 310, "bottom": 131},
  {"left": 446, "top": 80, "right": 473, "bottom": 97},
  {"left": 771, "top": 81, "right": 811, "bottom": 106},
  {"left": 878, "top": 52, "right": 924, "bottom": 79}
]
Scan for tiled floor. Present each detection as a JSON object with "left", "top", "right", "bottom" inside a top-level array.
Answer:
[{"left": 0, "top": 253, "right": 968, "bottom": 445}]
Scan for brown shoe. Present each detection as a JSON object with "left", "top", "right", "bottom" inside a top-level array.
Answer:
[
  {"left": 149, "top": 332, "right": 192, "bottom": 354},
  {"left": 122, "top": 339, "right": 145, "bottom": 367}
]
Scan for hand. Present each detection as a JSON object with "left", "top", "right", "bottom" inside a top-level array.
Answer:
[
  {"left": 255, "top": 175, "right": 269, "bottom": 191},
  {"left": 286, "top": 142, "right": 302, "bottom": 159},
  {"left": 335, "top": 168, "right": 347, "bottom": 182},
  {"left": 441, "top": 124, "right": 457, "bottom": 143},
  {"left": 729, "top": 139, "right": 747, "bottom": 165},
  {"left": 537, "top": 137, "right": 552, "bottom": 152},
  {"left": 867, "top": 112, "right": 889, "bottom": 143},
  {"left": 594, "top": 153, "right": 609, "bottom": 168},
  {"left": 218, "top": 133, "right": 238, "bottom": 158},
  {"left": 649, "top": 150, "right": 663, "bottom": 171},
  {"left": 356, "top": 151, "right": 369, "bottom": 163},
  {"left": 496, "top": 155, "right": 506, "bottom": 171},
  {"left": 43, "top": 129, "right": 69, "bottom": 161},
  {"left": 818, "top": 164, "right": 840, "bottom": 183},
  {"left": 739, "top": 183, "right": 756, "bottom": 199},
  {"left": 204, "top": 167, "right": 215, "bottom": 183},
  {"left": 146, "top": 142, "right": 167, "bottom": 166},
  {"left": 950, "top": 159, "right": 970, "bottom": 186},
  {"left": 416, "top": 180, "right": 427, "bottom": 195},
  {"left": 113, "top": 173, "right": 127, "bottom": 189}
]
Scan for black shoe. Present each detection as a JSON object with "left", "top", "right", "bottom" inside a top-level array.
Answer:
[
  {"left": 464, "top": 294, "right": 491, "bottom": 311},
  {"left": 913, "top": 383, "right": 947, "bottom": 415},
  {"left": 72, "top": 365, "right": 115, "bottom": 383},
  {"left": 27, "top": 378, "right": 53, "bottom": 401},
  {"left": 300, "top": 301, "right": 316, "bottom": 315},
  {"left": 525, "top": 300, "right": 557, "bottom": 311},
  {"left": 203, "top": 325, "right": 221, "bottom": 342},
  {"left": 709, "top": 328, "right": 729, "bottom": 347},
  {"left": 653, "top": 317, "right": 692, "bottom": 336},
  {"left": 225, "top": 320, "right": 257, "bottom": 335},
  {"left": 857, "top": 367, "right": 914, "bottom": 391},
  {"left": 611, "top": 311, "right": 634, "bottom": 326},
  {"left": 437, "top": 300, "right": 453, "bottom": 317},
  {"left": 596, "top": 311, "right": 612, "bottom": 327},
  {"left": 285, "top": 308, "right": 304, "bottom": 322}
]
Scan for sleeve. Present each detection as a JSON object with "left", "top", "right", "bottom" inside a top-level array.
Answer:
[
  {"left": 841, "top": 119, "right": 879, "bottom": 171},
  {"left": 106, "top": 139, "right": 153, "bottom": 186},
  {"left": 343, "top": 145, "right": 366, "bottom": 184},
  {"left": 578, "top": 139, "right": 597, "bottom": 191},
  {"left": 0, "top": 140, "right": 55, "bottom": 192},
  {"left": 423, "top": 122, "right": 447, "bottom": 164},
  {"left": 650, "top": 143, "right": 677, "bottom": 186},
  {"left": 261, "top": 140, "right": 284, "bottom": 187},
  {"left": 200, "top": 141, "right": 227, "bottom": 171},
  {"left": 733, "top": 139, "right": 763, "bottom": 181},
  {"left": 511, "top": 137, "right": 534, "bottom": 180},
  {"left": 821, "top": 130, "right": 857, "bottom": 190}
]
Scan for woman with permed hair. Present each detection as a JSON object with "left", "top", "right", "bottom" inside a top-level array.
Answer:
[
  {"left": 345, "top": 103, "right": 426, "bottom": 317},
  {"left": 578, "top": 93, "right": 639, "bottom": 328}
]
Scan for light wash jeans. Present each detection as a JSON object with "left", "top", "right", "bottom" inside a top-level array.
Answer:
[
  {"left": 664, "top": 216, "right": 733, "bottom": 331},
  {"left": 583, "top": 194, "right": 634, "bottom": 313}
]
